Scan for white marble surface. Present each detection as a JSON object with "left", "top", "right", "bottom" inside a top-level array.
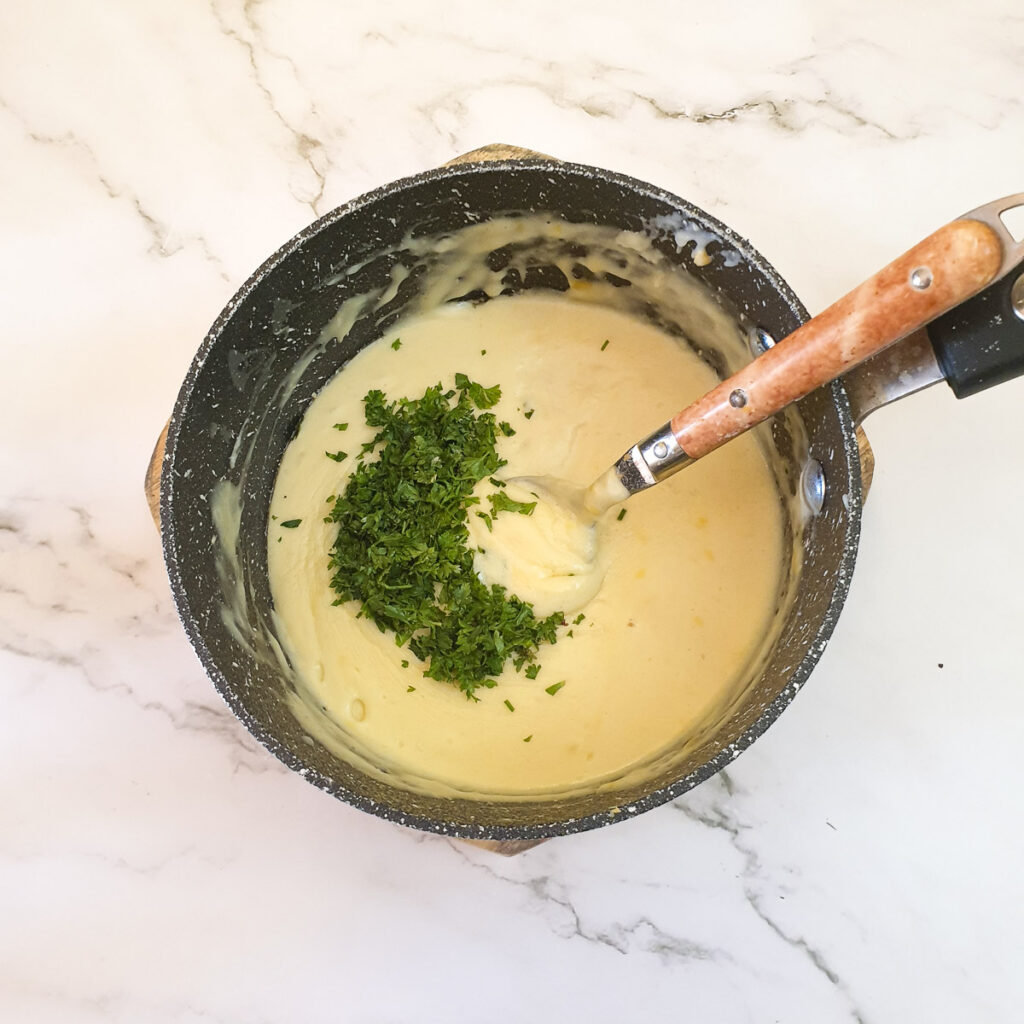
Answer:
[{"left": 2, "top": 2, "right": 1024, "bottom": 1021}]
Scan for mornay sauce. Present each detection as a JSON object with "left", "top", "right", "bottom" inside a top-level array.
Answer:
[{"left": 267, "top": 294, "right": 785, "bottom": 797}]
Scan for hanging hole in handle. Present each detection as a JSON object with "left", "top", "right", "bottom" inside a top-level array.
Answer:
[
  {"left": 999, "top": 203, "right": 1024, "bottom": 244},
  {"left": 961, "top": 193, "right": 1024, "bottom": 280}
]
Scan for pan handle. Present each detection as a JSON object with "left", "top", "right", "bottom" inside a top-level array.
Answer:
[
  {"left": 844, "top": 263, "right": 1024, "bottom": 425},
  {"left": 844, "top": 192, "right": 1024, "bottom": 423},
  {"left": 927, "top": 264, "right": 1024, "bottom": 398}
]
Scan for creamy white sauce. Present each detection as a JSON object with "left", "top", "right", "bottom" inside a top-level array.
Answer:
[{"left": 267, "top": 295, "right": 786, "bottom": 797}]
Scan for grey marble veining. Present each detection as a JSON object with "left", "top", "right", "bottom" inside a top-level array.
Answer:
[{"left": 1, "top": 1, "right": 1023, "bottom": 1021}]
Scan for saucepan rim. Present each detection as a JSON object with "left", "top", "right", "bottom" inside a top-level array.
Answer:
[{"left": 160, "top": 157, "right": 863, "bottom": 840}]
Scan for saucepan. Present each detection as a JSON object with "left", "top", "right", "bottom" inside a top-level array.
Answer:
[{"left": 149, "top": 145, "right": 1024, "bottom": 848}]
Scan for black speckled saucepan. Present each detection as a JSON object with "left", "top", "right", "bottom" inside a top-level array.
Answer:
[{"left": 150, "top": 146, "right": 1024, "bottom": 847}]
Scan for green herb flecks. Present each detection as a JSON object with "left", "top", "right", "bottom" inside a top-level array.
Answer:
[
  {"left": 281, "top": 519, "right": 302, "bottom": 529},
  {"left": 326, "top": 450, "right": 348, "bottom": 462},
  {"left": 545, "top": 681, "right": 565, "bottom": 696},
  {"left": 617, "top": 508, "right": 627, "bottom": 521},
  {"left": 600, "top": 339, "right": 610, "bottom": 351},
  {"left": 453, "top": 372, "right": 500, "bottom": 409},
  {"left": 391, "top": 338, "right": 402, "bottom": 350},
  {"left": 325, "top": 376, "right": 563, "bottom": 699},
  {"left": 487, "top": 492, "right": 536, "bottom": 518},
  {"left": 503, "top": 699, "right": 515, "bottom": 712},
  {"left": 523, "top": 408, "right": 535, "bottom": 420}
]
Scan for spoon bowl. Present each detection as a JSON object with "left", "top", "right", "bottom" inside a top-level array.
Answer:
[{"left": 469, "top": 475, "right": 605, "bottom": 617}]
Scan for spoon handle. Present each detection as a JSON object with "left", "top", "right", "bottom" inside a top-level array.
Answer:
[{"left": 672, "top": 217, "right": 1002, "bottom": 460}]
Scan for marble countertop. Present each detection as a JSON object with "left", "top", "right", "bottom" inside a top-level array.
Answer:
[{"left": 3, "top": 2, "right": 1023, "bottom": 1021}]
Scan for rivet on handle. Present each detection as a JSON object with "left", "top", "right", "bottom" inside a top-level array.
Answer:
[
  {"left": 1011, "top": 271, "right": 1024, "bottom": 323},
  {"left": 801, "top": 459, "right": 826, "bottom": 515},
  {"left": 910, "top": 266, "right": 933, "bottom": 290},
  {"left": 749, "top": 325, "right": 777, "bottom": 356}
]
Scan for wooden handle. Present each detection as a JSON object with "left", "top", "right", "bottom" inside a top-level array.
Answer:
[
  {"left": 145, "top": 421, "right": 168, "bottom": 530},
  {"left": 442, "top": 142, "right": 555, "bottom": 166},
  {"left": 671, "top": 218, "right": 1003, "bottom": 459}
]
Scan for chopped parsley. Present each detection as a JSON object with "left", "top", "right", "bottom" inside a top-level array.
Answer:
[
  {"left": 325, "top": 450, "right": 348, "bottom": 462},
  {"left": 333, "top": 422, "right": 349, "bottom": 431},
  {"left": 453, "top": 372, "right": 500, "bottom": 409},
  {"left": 523, "top": 735, "right": 533, "bottom": 742},
  {"left": 281, "top": 519, "right": 302, "bottom": 528},
  {"left": 391, "top": 338, "right": 402, "bottom": 350},
  {"left": 600, "top": 339, "right": 610, "bottom": 351},
  {"left": 503, "top": 699, "right": 515, "bottom": 712},
  {"left": 524, "top": 664, "right": 540, "bottom": 680},
  {"left": 617, "top": 508, "right": 627, "bottom": 521},
  {"left": 488, "top": 492, "right": 536, "bottom": 518},
  {"left": 523, "top": 409, "right": 535, "bottom": 420},
  {"left": 572, "top": 613, "right": 586, "bottom": 625},
  {"left": 545, "top": 681, "right": 565, "bottom": 696},
  {"left": 325, "top": 376, "right": 563, "bottom": 699}
]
